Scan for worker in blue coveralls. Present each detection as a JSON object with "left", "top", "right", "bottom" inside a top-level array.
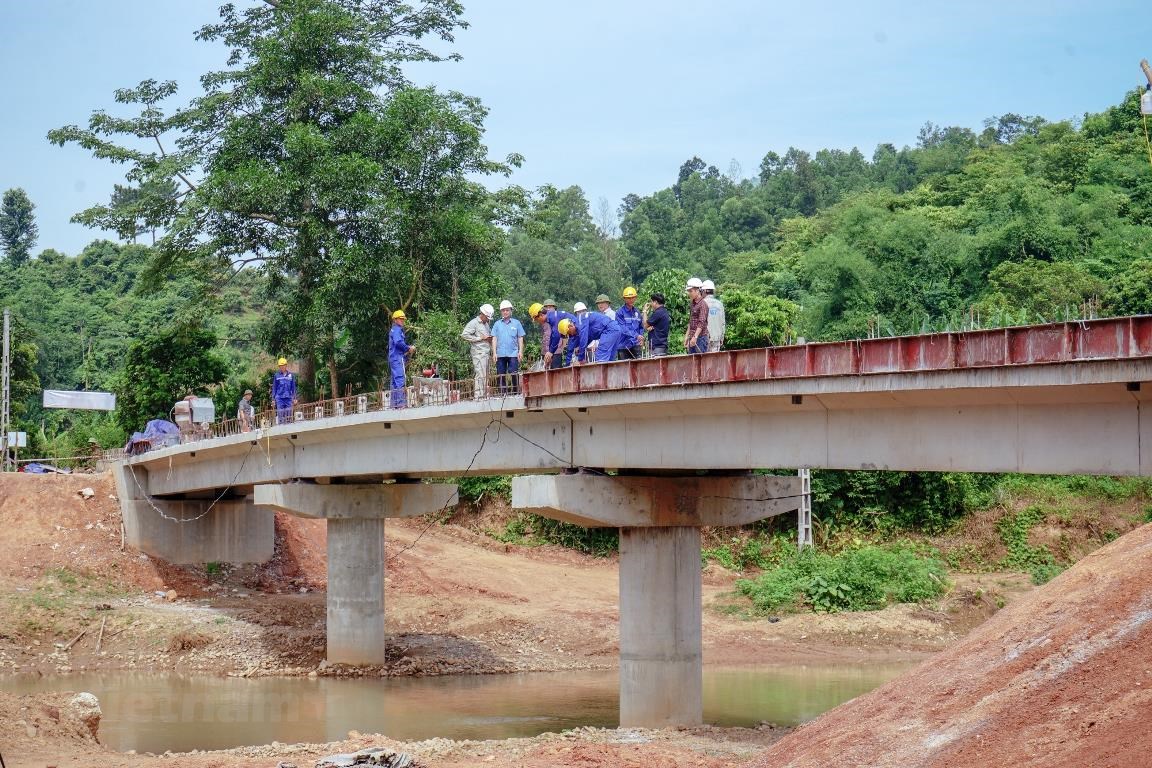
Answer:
[
  {"left": 569, "top": 302, "right": 591, "bottom": 364},
  {"left": 529, "top": 302, "right": 577, "bottom": 369},
  {"left": 614, "top": 286, "right": 645, "bottom": 360},
  {"left": 388, "top": 309, "right": 415, "bottom": 408},
  {"left": 559, "top": 314, "right": 623, "bottom": 363},
  {"left": 271, "top": 356, "right": 297, "bottom": 425}
]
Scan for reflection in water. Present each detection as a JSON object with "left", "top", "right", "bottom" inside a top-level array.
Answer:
[{"left": 0, "top": 663, "right": 912, "bottom": 753}]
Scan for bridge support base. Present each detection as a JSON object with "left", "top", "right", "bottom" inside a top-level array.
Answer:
[
  {"left": 113, "top": 464, "right": 273, "bottom": 565},
  {"left": 513, "top": 472, "right": 800, "bottom": 727},
  {"left": 254, "top": 482, "right": 458, "bottom": 666}
]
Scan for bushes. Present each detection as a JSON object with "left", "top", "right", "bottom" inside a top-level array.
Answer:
[{"left": 735, "top": 543, "right": 949, "bottom": 613}]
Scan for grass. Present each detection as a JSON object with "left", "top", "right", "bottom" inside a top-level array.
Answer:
[{"left": 735, "top": 542, "right": 950, "bottom": 614}]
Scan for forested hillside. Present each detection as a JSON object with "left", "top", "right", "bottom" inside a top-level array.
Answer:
[
  {"left": 2, "top": 76, "right": 1151, "bottom": 463},
  {"left": 501, "top": 90, "right": 1152, "bottom": 347}
]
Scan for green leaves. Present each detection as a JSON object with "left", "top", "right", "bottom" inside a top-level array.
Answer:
[{"left": 0, "top": 189, "right": 39, "bottom": 266}]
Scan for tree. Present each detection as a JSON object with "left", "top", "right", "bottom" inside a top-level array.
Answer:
[
  {"left": 116, "top": 322, "right": 229, "bottom": 433},
  {"left": 0, "top": 189, "right": 38, "bottom": 266},
  {"left": 50, "top": 0, "right": 520, "bottom": 399}
]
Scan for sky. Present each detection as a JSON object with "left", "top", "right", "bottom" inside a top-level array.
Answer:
[{"left": 1, "top": 0, "right": 1149, "bottom": 255}]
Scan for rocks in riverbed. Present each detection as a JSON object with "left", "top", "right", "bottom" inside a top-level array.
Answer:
[
  {"left": 314, "top": 747, "right": 422, "bottom": 767},
  {"left": 66, "top": 692, "right": 101, "bottom": 739}
]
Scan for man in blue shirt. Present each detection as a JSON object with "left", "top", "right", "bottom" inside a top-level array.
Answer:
[
  {"left": 271, "top": 357, "right": 296, "bottom": 425},
  {"left": 615, "top": 286, "right": 644, "bottom": 360},
  {"left": 490, "top": 300, "right": 526, "bottom": 394},
  {"left": 560, "top": 313, "right": 623, "bottom": 363},
  {"left": 388, "top": 310, "right": 415, "bottom": 408}
]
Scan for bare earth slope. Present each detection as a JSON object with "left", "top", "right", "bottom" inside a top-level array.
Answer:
[{"left": 750, "top": 522, "right": 1152, "bottom": 768}]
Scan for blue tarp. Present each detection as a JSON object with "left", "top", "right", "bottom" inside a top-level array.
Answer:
[
  {"left": 21, "top": 462, "right": 71, "bottom": 474},
  {"left": 125, "top": 419, "right": 181, "bottom": 455}
]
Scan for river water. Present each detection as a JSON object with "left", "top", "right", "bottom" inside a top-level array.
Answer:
[{"left": 1, "top": 663, "right": 913, "bottom": 753}]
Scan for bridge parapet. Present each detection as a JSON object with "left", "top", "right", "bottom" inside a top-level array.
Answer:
[{"left": 523, "top": 315, "right": 1152, "bottom": 397}]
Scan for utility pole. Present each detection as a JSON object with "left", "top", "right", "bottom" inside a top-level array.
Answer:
[{"left": 1, "top": 308, "right": 11, "bottom": 473}]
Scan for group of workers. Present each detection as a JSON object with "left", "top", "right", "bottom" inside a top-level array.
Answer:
[
  {"left": 253, "top": 279, "right": 725, "bottom": 422},
  {"left": 455, "top": 277, "right": 726, "bottom": 398}
]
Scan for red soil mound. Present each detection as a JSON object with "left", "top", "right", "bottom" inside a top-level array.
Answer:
[{"left": 750, "top": 523, "right": 1152, "bottom": 768}]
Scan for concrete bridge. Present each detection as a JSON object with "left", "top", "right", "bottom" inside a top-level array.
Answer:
[{"left": 113, "top": 315, "right": 1152, "bottom": 727}]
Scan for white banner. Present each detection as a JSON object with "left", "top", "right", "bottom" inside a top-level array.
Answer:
[
  {"left": 42, "top": 390, "right": 117, "bottom": 411},
  {"left": 6, "top": 431, "right": 27, "bottom": 448}
]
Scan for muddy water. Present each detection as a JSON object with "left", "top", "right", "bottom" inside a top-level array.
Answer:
[{"left": 1, "top": 663, "right": 912, "bottom": 753}]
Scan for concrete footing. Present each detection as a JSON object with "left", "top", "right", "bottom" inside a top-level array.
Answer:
[
  {"left": 113, "top": 464, "right": 273, "bottom": 565},
  {"left": 513, "top": 472, "right": 801, "bottom": 727},
  {"left": 254, "top": 481, "right": 458, "bottom": 666}
]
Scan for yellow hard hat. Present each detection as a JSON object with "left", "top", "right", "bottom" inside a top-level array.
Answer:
[
  {"left": 558, "top": 318, "right": 577, "bottom": 336},
  {"left": 528, "top": 302, "right": 544, "bottom": 319},
  {"left": 392, "top": 309, "right": 406, "bottom": 320},
  {"left": 277, "top": 357, "right": 288, "bottom": 366},
  {"left": 622, "top": 286, "right": 637, "bottom": 299}
]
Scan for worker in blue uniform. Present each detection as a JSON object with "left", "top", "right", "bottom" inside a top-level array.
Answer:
[
  {"left": 530, "top": 302, "right": 577, "bottom": 369},
  {"left": 615, "top": 286, "right": 645, "bottom": 360},
  {"left": 388, "top": 309, "right": 415, "bottom": 408},
  {"left": 271, "top": 356, "right": 297, "bottom": 425},
  {"left": 559, "top": 314, "right": 623, "bottom": 363}
]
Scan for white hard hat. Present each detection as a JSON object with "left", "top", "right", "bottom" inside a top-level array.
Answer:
[
  {"left": 479, "top": 303, "right": 494, "bottom": 318},
  {"left": 685, "top": 277, "right": 703, "bottom": 290},
  {"left": 701, "top": 279, "right": 715, "bottom": 291},
  {"left": 499, "top": 300, "right": 513, "bottom": 310},
  {"left": 573, "top": 301, "right": 587, "bottom": 313}
]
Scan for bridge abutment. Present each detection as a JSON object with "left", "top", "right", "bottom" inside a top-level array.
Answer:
[
  {"left": 513, "top": 472, "right": 801, "bottom": 727},
  {"left": 112, "top": 464, "right": 273, "bottom": 565},
  {"left": 253, "top": 482, "right": 458, "bottom": 666}
]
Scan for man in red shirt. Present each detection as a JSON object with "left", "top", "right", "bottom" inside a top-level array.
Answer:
[{"left": 683, "top": 277, "right": 709, "bottom": 354}]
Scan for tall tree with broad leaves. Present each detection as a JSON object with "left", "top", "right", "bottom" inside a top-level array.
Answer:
[
  {"left": 49, "top": 0, "right": 522, "bottom": 398},
  {"left": 0, "top": 188, "right": 39, "bottom": 266}
]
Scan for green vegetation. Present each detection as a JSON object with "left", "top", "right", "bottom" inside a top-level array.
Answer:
[
  {"left": 493, "top": 513, "right": 618, "bottom": 557},
  {"left": 735, "top": 543, "right": 949, "bottom": 614}
]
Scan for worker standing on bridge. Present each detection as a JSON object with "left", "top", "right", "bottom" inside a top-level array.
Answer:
[
  {"left": 560, "top": 312, "right": 623, "bottom": 363},
  {"left": 389, "top": 310, "right": 415, "bottom": 408},
  {"left": 702, "top": 280, "right": 726, "bottom": 352},
  {"left": 595, "top": 293, "right": 616, "bottom": 321},
  {"left": 615, "top": 287, "right": 645, "bottom": 360},
  {"left": 272, "top": 358, "right": 297, "bottom": 425},
  {"left": 684, "top": 278, "right": 709, "bottom": 354},
  {"left": 492, "top": 300, "right": 526, "bottom": 394},
  {"left": 461, "top": 304, "right": 495, "bottom": 398},
  {"left": 237, "top": 389, "right": 255, "bottom": 432},
  {"left": 643, "top": 293, "right": 671, "bottom": 357}
]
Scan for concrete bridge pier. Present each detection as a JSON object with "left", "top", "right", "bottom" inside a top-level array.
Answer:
[
  {"left": 513, "top": 472, "right": 801, "bottom": 727},
  {"left": 112, "top": 463, "right": 274, "bottom": 565},
  {"left": 254, "top": 482, "right": 458, "bottom": 666}
]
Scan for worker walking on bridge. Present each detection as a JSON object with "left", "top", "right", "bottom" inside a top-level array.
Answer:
[
  {"left": 389, "top": 310, "right": 415, "bottom": 408},
  {"left": 560, "top": 313, "right": 623, "bottom": 363},
  {"left": 271, "top": 358, "right": 297, "bottom": 425}
]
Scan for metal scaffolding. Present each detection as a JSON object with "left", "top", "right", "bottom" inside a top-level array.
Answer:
[{"left": 2, "top": 308, "right": 10, "bottom": 472}]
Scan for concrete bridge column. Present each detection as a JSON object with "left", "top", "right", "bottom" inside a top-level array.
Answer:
[
  {"left": 254, "top": 482, "right": 458, "bottom": 666},
  {"left": 620, "top": 525, "right": 702, "bottom": 726},
  {"left": 513, "top": 472, "right": 801, "bottom": 727}
]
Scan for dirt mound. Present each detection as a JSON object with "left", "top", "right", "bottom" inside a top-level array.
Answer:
[
  {"left": 0, "top": 689, "right": 106, "bottom": 759},
  {"left": 749, "top": 523, "right": 1152, "bottom": 768}
]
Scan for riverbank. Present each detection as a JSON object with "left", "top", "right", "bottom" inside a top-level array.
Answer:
[{"left": 0, "top": 471, "right": 1032, "bottom": 767}]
